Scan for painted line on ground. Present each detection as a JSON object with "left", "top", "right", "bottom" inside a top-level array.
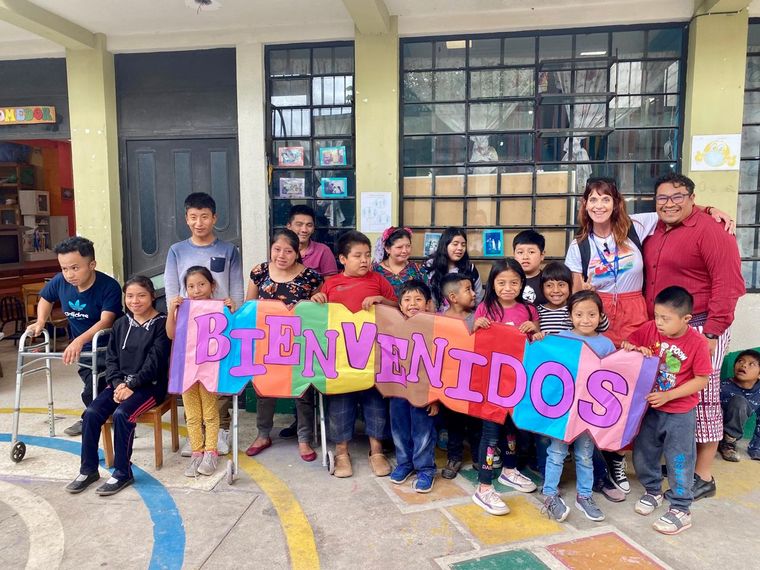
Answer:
[
  {"left": 0, "top": 479, "right": 65, "bottom": 569},
  {"left": 3, "top": 407, "right": 321, "bottom": 569},
  {"left": 0, "top": 433, "right": 185, "bottom": 570}
]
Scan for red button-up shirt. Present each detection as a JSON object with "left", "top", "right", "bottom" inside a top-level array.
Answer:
[{"left": 643, "top": 208, "right": 745, "bottom": 336}]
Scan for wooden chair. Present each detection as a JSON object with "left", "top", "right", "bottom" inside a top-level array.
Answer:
[{"left": 101, "top": 395, "right": 179, "bottom": 470}]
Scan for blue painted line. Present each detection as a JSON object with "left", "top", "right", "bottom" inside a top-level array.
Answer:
[{"left": 1, "top": 433, "right": 185, "bottom": 570}]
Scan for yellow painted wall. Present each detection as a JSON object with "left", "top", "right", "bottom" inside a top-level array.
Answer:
[
  {"left": 65, "top": 33, "right": 123, "bottom": 281},
  {"left": 683, "top": 11, "right": 749, "bottom": 216},
  {"left": 354, "top": 17, "right": 399, "bottom": 242}
]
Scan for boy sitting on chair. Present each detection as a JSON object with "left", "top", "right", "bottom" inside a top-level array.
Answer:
[
  {"left": 26, "top": 237, "right": 123, "bottom": 436},
  {"left": 719, "top": 349, "right": 760, "bottom": 462}
]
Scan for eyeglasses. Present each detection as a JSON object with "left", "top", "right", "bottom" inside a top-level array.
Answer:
[{"left": 654, "top": 193, "right": 690, "bottom": 205}]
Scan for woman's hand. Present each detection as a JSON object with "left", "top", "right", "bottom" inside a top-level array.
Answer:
[
  {"left": 708, "top": 207, "right": 737, "bottom": 235},
  {"left": 473, "top": 317, "right": 491, "bottom": 331},
  {"left": 311, "top": 292, "right": 328, "bottom": 304}
]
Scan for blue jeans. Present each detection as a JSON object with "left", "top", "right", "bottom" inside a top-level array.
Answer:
[
  {"left": 327, "top": 388, "right": 389, "bottom": 443},
  {"left": 543, "top": 433, "right": 594, "bottom": 498},
  {"left": 390, "top": 398, "right": 436, "bottom": 477}
]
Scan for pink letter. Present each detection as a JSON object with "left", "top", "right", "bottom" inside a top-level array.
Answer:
[
  {"left": 341, "top": 322, "right": 377, "bottom": 369},
  {"left": 487, "top": 353, "right": 527, "bottom": 408},
  {"left": 530, "top": 362, "right": 574, "bottom": 419},
  {"left": 407, "top": 333, "right": 448, "bottom": 388},
  {"left": 375, "top": 334, "right": 409, "bottom": 385},
  {"left": 444, "top": 348, "right": 486, "bottom": 403},
  {"left": 263, "top": 315, "right": 302, "bottom": 365},
  {"left": 303, "top": 329, "right": 338, "bottom": 378},
  {"left": 578, "top": 369, "right": 627, "bottom": 428},
  {"left": 195, "top": 312, "right": 231, "bottom": 364},
  {"left": 229, "top": 328, "right": 266, "bottom": 377}
]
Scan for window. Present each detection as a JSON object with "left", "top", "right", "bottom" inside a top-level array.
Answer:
[
  {"left": 266, "top": 43, "right": 355, "bottom": 251},
  {"left": 739, "top": 21, "right": 760, "bottom": 291},
  {"left": 400, "top": 27, "right": 686, "bottom": 274}
]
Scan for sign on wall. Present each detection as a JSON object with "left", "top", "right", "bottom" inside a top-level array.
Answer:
[
  {"left": 0, "top": 106, "right": 56, "bottom": 125},
  {"left": 169, "top": 300, "right": 658, "bottom": 450},
  {"left": 690, "top": 134, "right": 741, "bottom": 171}
]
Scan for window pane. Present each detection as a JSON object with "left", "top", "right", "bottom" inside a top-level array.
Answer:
[
  {"left": 647, "top": 29, "right": 682, "bottom": 58},
  {"left": 742, "top": 125, "right": 760, "bottom": 158},
  {"left": 436, "top": 169, "right": 465, "bottom": 196},
  {"left": 612, "top": 30, "right": 645, "bottom": 59},
  {"left": 745, "top": 91, "right": 760, "bottom": 125},
  {"left": 435, "top": 41, "right": 466, "bottom": 68},
  {"left": 435, "top": 199, "right": 464, "bottom": 225},
  {"left": 740, "top": 160, "right": 759, "bottom": 193},
  {"left": 540, "top": 35, "right": 572, "bottom": 60},
  {"left": 313, "top": 76, "right": 352, "bottom": 106},
  {"left": 749, "top": 24, "right": 760, "bottom": 54},
  {"left": 271, "top": 79, "right": 310, "bottom": 106},
  {"left": 434, "top": 71, "right": 466, "bottom": 101},
  {"left": 470, "top": 101, "right": 534, "bottom": 131},
  {"left": 470, "top": 38, "right": 501, "bottom": 67},
  {"left": 576, "top": 33, "right": 608, "bottom": 57},
  {"left": 403, "top": 199, "right": 432, "bottom": 226},
  {"left": 611, "top": 95, "right": 678, "bottom": 127},
  {"left": 470, "top": 68, "right": 534, "bottom": 99},
  {"left": 173, "top": 150, "right": 192, "bottom": 241},
  {"left": 403, "top": 170, "right": 432, "bottom": 196},
  {"left": 269, "top": 48, "right": 310, "bottom": 77},
  {"left": 272, "top": 108, "right": 311, "bottom": 137},
  {"left": 737, "top": 227, "right": 759, "bottom": 257},
  {"left": 608, "top": 129, "right": 677, "bottom": 160},
  {"left": 314, "top": 139, "right": 353, "bottom": 167},
  {"left": 273, "top": 140, "right": 312, "bottom": 167},
  {"left": 737, "top": 190, "right": 758, "bottom": 224},
  {"left": 136, "top": 151, "right": 157, "bottom": 255},
  {"left": 469, "top": 133, "right": 533, "bottom": 163},
  {"left": 403, "top": 42, "right": 433, "bottom": 70},
  {"left": 210, "top": 150, "right": 230, "bottom": 230},
  {"left": 403, "top": 72, "right": 432, "bottom": 102},
  {"left": 403, "top": 135, "right": 467, "bottom": 165},
  {"left": 504, "top": 37, "right": 536, "bottom": 64},
  {"left": 403, "top": 103, "right": 466, "bottom": 134},
  {"left": 313, "top": 107, "right": 352, "bottom": 136},
  {"left": 643, "top": 61, "right": 679, "bottom": 93},
  {"left": 746, "top": 56, "right": 760, "bottom": 89}
]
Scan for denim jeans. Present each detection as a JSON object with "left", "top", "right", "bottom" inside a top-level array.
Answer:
[
  {"left": 327, "top": 388, "right": 389, "bottom": 443},
  {"left": 390, "top": 398, "right": 436, "bottom": 477},
  {"left": 543, "top": 433, "right": 594, "bottom": 498}
]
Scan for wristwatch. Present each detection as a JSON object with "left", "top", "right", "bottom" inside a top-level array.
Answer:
[
  {"left": 704, "top": 333, "right": 718, "bottom": 340},
  {"left": 124, "top": 375, "right": 136, "bottom": 389}
]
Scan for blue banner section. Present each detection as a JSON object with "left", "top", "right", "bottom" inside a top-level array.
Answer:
[{"left": 217, "top": 301, "right": 256, "bottom": 395}]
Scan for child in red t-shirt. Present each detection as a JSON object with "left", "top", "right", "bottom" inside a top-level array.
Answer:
[
  {"left": 312, "top": 231, "right": 397, "bottom": 478},
  {"left": 622, "top": 286, "right": 711, "bottom": 536}
]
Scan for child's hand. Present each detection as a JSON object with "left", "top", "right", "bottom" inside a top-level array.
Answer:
[
  {"left": 646, "top": 391, "right": 672, "bottom": 408},
  {"left": 473, "top": 317, "right": 491, "bottom": 330},
  {"left": 170, "top": 296, "right": 184, "bottom": 309},
  {"left": 621, "top": 341, "right": 652, "bottom": 357},
  {"left": 311, "top": 292, "right": 328, "bottom": 304},
  {"left": 427, "top": 402, "right": 439, "bottom": 417},
  {"left": 519, "top": 321, "right": 539, "bottom": 334},
  {"left": 223, "top": 298, "right": 235, "bottom": 312},
  {"left": 531, "top": 331, "right": 546, "bottom": 341},
  {"left": 361, "top": 295, "right": 384, "bottom": 310}
]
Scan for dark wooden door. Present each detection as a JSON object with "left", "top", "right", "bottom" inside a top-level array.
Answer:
[{"left": 123, "top": 137, "right": 240, "bottom": 283}]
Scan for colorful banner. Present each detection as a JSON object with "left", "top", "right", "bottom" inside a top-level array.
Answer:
[
  {"left": 169, "top": 299, "right": 658, "bottom": 449},
  {"left": 0, "top": 106, "right": 56, "bottom": 125}
]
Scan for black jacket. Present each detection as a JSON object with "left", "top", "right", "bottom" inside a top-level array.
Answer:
[{"left": 105, "top": 313, "right": 171, "bottom": 401}]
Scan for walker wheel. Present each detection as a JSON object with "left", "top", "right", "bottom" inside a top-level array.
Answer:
[
  {"left": 10, "top": 441, "right": 26, "bottom": 463},
  {"left": 326, "top": 450, "right": 335, "bottom": 475},
  {"left": 226, "top": 459, "right": 235, "bottom": 485}
]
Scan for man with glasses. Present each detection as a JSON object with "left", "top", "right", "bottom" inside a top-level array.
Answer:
[{"left": 642, "top": 173, "right": 745, "bottom": 500}]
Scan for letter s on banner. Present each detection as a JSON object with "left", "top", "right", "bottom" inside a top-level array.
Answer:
[{"left": 577, "top": 369, "right": 627, "bottom": 428}]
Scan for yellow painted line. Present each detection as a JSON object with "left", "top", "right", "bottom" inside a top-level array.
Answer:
[{"left": 2, "top": 407, "right": 321, "bottom": 569}]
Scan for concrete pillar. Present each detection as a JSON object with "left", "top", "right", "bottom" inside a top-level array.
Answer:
[
  {"left": 65, "top": 34, "right": 123, "bottom": 281},
  {"left": 682, "top": 11, "right": 749, "bottom": 216},
  {"left": 236, "top": 41, "right": 269, "bottom": 276},
  {"left": 354, "top": 17, "right": 399, "bottom": 241}
]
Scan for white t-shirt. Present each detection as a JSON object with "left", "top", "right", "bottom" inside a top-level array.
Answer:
[{"left": 565, "top": 212, "right": 659, "bottom": 294}]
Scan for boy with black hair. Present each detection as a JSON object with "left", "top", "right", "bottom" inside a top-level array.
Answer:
[
  {"left": 165, "top": 192, "right": 244, "bottom": 455},
  {"left": 312, "top": 230, "right": 396, "bottom": 478},
  {"left": 513, "top": 230, "right": 546, "bottom": 305},
  {"left": 27, "top": 236, "right": 123, "bottom": 436},
  {"left": 623, "top": 286, "right": 712, "bottom": 535},
  {"left": 719, "top": 349, "right": 760, "bottom": 462}
]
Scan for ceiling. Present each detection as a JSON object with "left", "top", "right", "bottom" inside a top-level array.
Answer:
[{"left": 0, "top": 0, "right": 757, "bottom": 59}]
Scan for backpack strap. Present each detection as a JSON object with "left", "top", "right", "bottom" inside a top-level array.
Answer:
[
  {"left": 579, "top": 237, "right": 591, "bottom": 281},
  {"left": 627, "top": 223, "right": 643, "bottom": 253}
]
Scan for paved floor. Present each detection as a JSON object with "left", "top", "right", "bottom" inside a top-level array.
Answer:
[{"left": 1, "top": 340, "right": 759, "bottom": 570}]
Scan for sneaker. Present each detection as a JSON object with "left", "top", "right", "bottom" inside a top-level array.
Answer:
[
  {"left": 413, "top": 472, "right": 435, "bottom": 493},
  {"left": 749, "top": 447, "right": 760, "bottom": 461},
  {"left": 95, "top": 477, "right": 134, "bottom": 496},
  {"left": 635, "top": 492, "right": 664, "bottom": 515},
  {"left": 197, "top": 451, "right": 219, "bottom": 476},
  {"left": 184, "top": 453, "right": 203, "bottom": 477},
  {"left": 441, "top": 459, "right": 462, "bottom": 480},
  {"left": 606, "top": 454, "right": 630, "bottom": 494},
  {"left": 65, "top": 471, "right": 100, "bottom": 494},
  {"left": 542, "top": 494, "right": 570, "bottom": 522},
  {"left": 594, "top": 478, "right": 626, "bottom": 503},
  {"left": 64, "top": 420, "right": 83, "bottom": 436},
  {"left": 497, "top": 468, "right": 537, "bottom": 493},
  {"left": 217, "top": 429, "right": 231, "bottom": 456},
  {"left": 652, "top": 508, "right": 692, "bottom": 535},
  {"left": 180, "top": 439, "right": 192, "bottom": 458},
  {"left": 692, "top": 475, "right": 716, "bottom": 500},
  {"left": 719, "top": 436, "right": 739, "bottom": 462},
  {"left": 472, "top": 486, "right": 510, "bottom": 516},
  {"left": 575, "top": 494, "right": 605, "bottom": 521},
  {"left": 390, "top": 464, "right": 414, "bottom": 485}
]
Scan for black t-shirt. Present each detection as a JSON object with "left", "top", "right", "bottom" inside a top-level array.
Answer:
[{"left": 522, "top": 273, "right": 546, "bottom": 306}]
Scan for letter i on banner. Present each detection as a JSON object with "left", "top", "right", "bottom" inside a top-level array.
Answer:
[{"left": 218, "top": 300, "right": 264, "bottom": 395}]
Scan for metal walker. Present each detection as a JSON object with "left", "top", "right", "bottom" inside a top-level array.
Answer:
[{"left": 9, "top": 329, "right": 109, "bottom": 463}]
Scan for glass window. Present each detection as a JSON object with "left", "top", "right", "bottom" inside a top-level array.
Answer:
[
  {"left": 739, "top": 22, "right": 760, "bottom": 291},
  {"left": 267, "top": 43, "right": 355, "bottom": 252},
  {"left": 401, "top": 25, "right": 685, "bottom": 265}
]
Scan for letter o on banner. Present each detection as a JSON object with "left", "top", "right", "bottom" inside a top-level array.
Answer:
[{"left": 529, "top": 362, "right": 574, "bottom": 419}]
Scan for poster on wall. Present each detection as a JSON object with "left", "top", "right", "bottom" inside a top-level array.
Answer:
[
  {"left": 319, "top": 177, "right": 348, "bottom": 198},
  {"left": 319, "top": 146, "right": 347, "bottom": 166},
  {"left": 483, "top": 229, "right": 504, "bottom": 257},
  {"left": 423, "top": 232, "right": 441, "bottom": 256},
  {"left": 359, "top": 192, "right": 392, "bottom": 233},
  {"left": 690, "top": 134, "right": 740, "bottom": 171},
  {"left": 278, "top": 146, "right": 305, "bottom": 167},
  {"left": 278, "top": 178, "right": 306, "bottom": 198}
]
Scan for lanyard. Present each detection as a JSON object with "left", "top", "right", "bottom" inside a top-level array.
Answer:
[{"left": 589, "top": 232, "right": 619, "bottom": 283}]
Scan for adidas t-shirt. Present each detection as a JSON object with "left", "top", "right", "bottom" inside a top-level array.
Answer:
[{"left": 40, "top": 271, "right": 123, "bottom": 351}]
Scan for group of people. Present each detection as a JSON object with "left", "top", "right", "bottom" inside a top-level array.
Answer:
[{"left": 25, "top": 173, "right": 759, "bottom": 537}]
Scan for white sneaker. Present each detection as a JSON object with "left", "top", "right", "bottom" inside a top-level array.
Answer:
[
  {"left": 184, "top": 453, "right": 203, "bottom": 477},
  {"left": 472, "top": 486, "right": 510, "bottom": 516},
  {"left": 197, "top": 451, "right": 218, "bottom": 476},
  {"left": 497, "top": 468, "right": 537, "bottom": 493},
  {"left": 180, "top": 439, "right": 192, "bottom": 458},
  {"left": 217, "top": 429, "right": 231, "bottom": 456}
]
